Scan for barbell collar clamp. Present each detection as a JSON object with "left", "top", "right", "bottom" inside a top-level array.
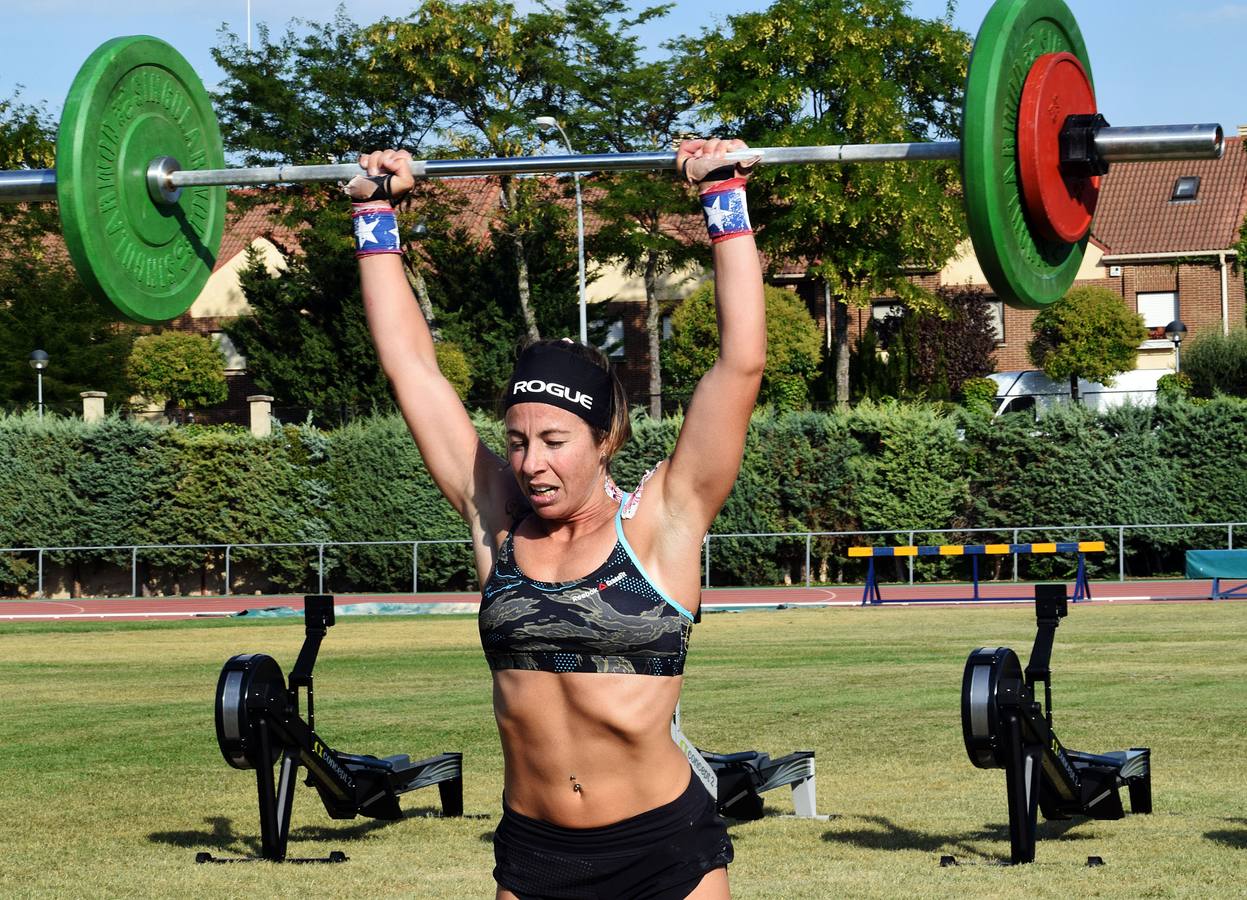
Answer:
[
  {"left": 146, "top": 155, "right": 184, "bottom": 206},
  {"left": 1060, "top": 114, "right": 1113, "bottom": 178}
]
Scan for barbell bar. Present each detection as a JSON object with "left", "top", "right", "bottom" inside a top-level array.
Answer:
[
  {"left": 0, "top": 124, "right": 1222, "bottom": 201},
  {"left": 0, "top": 0, "right": 1230, "bottom": 324},
  {"left": 1, "top": 122, "right": 1223, "bottom": 201}
]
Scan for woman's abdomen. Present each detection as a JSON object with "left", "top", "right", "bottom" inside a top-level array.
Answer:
[{"left": 492, "top": 670, "right": 691, "bottom": 827}]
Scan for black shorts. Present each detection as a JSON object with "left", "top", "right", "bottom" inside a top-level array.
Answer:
[{"left": 492, "top": 772, "right": 733, "bottom": 900}]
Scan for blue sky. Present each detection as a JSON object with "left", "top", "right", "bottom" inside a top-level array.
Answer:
[{"left": 1, "top": 1, "right": 1244, "bottom": 141}]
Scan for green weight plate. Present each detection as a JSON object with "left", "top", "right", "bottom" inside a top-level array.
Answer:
[
  {"left": 56, "top": 36, "right": 225, "bottom": 324},
  {"left": 962, "top": 0, "right": 1093, "bottom": 309}
]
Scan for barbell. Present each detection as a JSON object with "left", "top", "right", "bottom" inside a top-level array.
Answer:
[{"left": 0, "top": 0, "right": 1227, "bottom": 324}]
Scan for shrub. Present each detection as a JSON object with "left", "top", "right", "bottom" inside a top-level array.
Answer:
[
  {"left": 959, "top": 376, "right": 999, "bottom": 416},
  {"left": 1157, "top": 396, "right": 1247, "bottom": 523},
  {"left": 852, "top": 287, "right": 998, "bottom": 401},
  {"left": 663, "top": 281, "right": 822, "bottom": 411},
  {"left": 0, "top": 398, "right": 1245, "bottom": 593},
  {"left": 1156, "top": 371, "right": 1192, "bottom": 400},
  {"left": 435, "top": 341, "right": 472, "bottom": 401},
  {"left": 1183, "top": 327, "right": 1247, "bottom": 398},
  {"left": 126, "top": 332, "right": 228, "bottom": 411}
]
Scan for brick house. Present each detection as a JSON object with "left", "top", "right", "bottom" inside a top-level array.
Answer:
[
  {"left": 175, "top": 138, "right": 1247, "bottom": 420},
  {"left": 783, "top": 135, "right": 1247, "bottom": 375}
]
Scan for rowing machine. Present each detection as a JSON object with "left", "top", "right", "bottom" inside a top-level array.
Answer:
[
  {"left": 671, "top": 704, "right": 817, "bottom": 820},
  {"left": 960, "top": 583, "right": 1150, "bottom": 865},
  {"left": 199, "top": 594, "right": 463, "bottom": 863},
  {"left": 699, "top": 748, "right": 818, "bottom": 820}
]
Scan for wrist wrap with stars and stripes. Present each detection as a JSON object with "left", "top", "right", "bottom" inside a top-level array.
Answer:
[
  {"left": 352, "top": 204, "right": 402, "bottom": 258},
  {"left": 699, "top": 177, "right": 752, "bottom": 244}
]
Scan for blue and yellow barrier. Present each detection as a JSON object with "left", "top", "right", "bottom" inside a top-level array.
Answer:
[{"left": 850, "top": 542, "right": 1105, "bottom": 605}]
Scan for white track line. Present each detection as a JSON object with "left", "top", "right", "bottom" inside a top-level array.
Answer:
[
  {"left": 704, "top": 600, "right": 847, "bottom": 606},
  {"left": 0, "top": 611, "right": 231, "bottom": 620}
]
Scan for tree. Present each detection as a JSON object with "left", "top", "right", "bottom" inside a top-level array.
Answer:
[
  {"left": 418, "top": 183, "right": 580, "bottom": 405},
  {"left": 0, "top": 259, "right": 139, "bottom": 414},
  {"left": 856, "top": 285, "right": 998, "bottom": 400},
  {"left": 1028, "top": 285, "right": 1147, "bottom": 401},
  {"left": 663, "top": 281, "right": 821, "bottom": 411},
  {"left": 212, "top": 11, "right": 444, "bottom": 166},
  {"left": 126, "top": 332, "right": 228, "bottom": 413},
  {"left": 0, "top": 90, "right": 138, "bottom": 413},
  {"left": 0, "top": 90, "right": 57, "bottom": 244},
  {"left": 224, "top": 182, "right": 579, "bottom": 417},
  {"left": 224, "top": 229, "right": 397, "bottom": 425},
  {"left": 212, "top": 10, "right": 577, "bottom": 414},
  {"left": 680, "top": 0, "right": 969, "bottom": 408},
  {"left": 368, "top": 0, "right": 574, "bottom": 341},
  {"left": 554, "top": 0, "right": 702, "bottom": 417},
  {"left": 213, "top": 11, "right": 448, "bottom": 327}
]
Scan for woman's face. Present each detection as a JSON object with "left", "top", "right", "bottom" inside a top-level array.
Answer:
[{"left": 504, "top": 403, "right": 605, "bottom": 518}]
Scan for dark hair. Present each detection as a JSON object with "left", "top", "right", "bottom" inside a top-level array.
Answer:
[{"left": 505, "top": 338, "right": 631, "bottom": 465}]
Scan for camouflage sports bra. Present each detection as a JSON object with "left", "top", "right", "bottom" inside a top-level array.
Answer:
[{"left": 478, "top": 488, "right": 693, "bottom": 677}]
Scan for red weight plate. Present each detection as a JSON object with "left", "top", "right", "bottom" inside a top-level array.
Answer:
[{"left": 1017, "top": 52, "right": 1100, "bottom": 244}]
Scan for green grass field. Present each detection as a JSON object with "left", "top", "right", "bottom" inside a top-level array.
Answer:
[{"left": 1, "top": 602, "right": 1244, "bottom": 898}]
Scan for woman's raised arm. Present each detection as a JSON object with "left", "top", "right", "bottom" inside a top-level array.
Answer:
[
  {"left": 352, "top": 150, "right": 519, "bottom": 546},
  {"left": 661, "top": 139, "right": 767, "bottom": 535}
]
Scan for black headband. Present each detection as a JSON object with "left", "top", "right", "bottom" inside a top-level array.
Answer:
[{"left": 503, "top": 343, "right": 613, "bottom": 431}]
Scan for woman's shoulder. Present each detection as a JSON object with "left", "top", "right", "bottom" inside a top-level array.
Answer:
[{"left": 610, "top": 460, "right": 666, "bottom": 520}]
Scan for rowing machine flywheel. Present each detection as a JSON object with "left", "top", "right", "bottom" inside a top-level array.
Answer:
[
  {"left": 214, "top": 653, "right": 288, "bottom": 770},
  {"left": 961, "top": 646, "right": 1024, "bottom": 769}
]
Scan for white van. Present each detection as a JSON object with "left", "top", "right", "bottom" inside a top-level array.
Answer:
[{"left": 988, "top": 369, "right": 1170, "bottom": 417}]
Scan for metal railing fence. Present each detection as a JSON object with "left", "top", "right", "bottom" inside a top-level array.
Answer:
[{"left": 0, "top": 521, "right": 1240, "bottom": 599}]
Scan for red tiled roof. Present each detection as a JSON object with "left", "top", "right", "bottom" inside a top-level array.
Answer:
[
  {"left": 26, "top": 195, "right": 303, "bottom": 273},
  {"left": 1091, "top": 136, "right": 1247, "bottom": 255},
  {"left": 215, "top": 199, "right": 302, "bottom": 269},
  {"left": 418, "top": 178, "right": 500, "bottom": 241}
]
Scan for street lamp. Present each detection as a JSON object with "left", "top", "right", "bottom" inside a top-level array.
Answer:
[
  {"left": 533, "top": 115, "right": 587, "bottom": 344},
  {"left": 28, "top": 349, "right": 48, "bottom": 419},
  {"left": 1164, "top": 320, "right": 1188, "bottom": 372}
]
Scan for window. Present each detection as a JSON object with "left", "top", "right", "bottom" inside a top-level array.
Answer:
[
  {"left": 211, "top": 332, "right": 247, "bottom": 371},
  {"left": 1137, "top": 292, "right": 1177, "bottom": 342},
  {"left": 598, "top": 319, "right": 625, "bottom": 359},
  {"left": 1170, "top": 176, "right": 1200, "bottom": 202},
  {"left": 871, "top": 300, "right": 903, "bottom": 322},
  {"left": 872, "top": 297, "right": 1004, "bottom": 342},
  {"left": 984, "top": 298, "right": 1005, "bottom": 343},
  {"left": 661, "top": 314, "right": 673, "bottom": 341}
]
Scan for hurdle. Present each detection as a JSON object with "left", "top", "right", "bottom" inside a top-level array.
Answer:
[
  {"left": 1185, "top": 549, "right": 1247, "bottom": 600},
  {"left": 849, "top": 541, "right": 1105, "bottom": 606}
]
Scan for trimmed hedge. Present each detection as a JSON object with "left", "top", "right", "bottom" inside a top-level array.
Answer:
[{"left": 1, "top": 397, "right": 1246, "bottom": 595}]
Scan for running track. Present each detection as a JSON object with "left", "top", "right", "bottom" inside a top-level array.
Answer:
[{"left": 0, "top": 579, "right": 1240, "bottom": 621}]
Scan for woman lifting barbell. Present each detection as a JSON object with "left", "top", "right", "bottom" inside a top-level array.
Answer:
[{"left": 348, "top": 137, "right": 763, "bottom": 899}]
